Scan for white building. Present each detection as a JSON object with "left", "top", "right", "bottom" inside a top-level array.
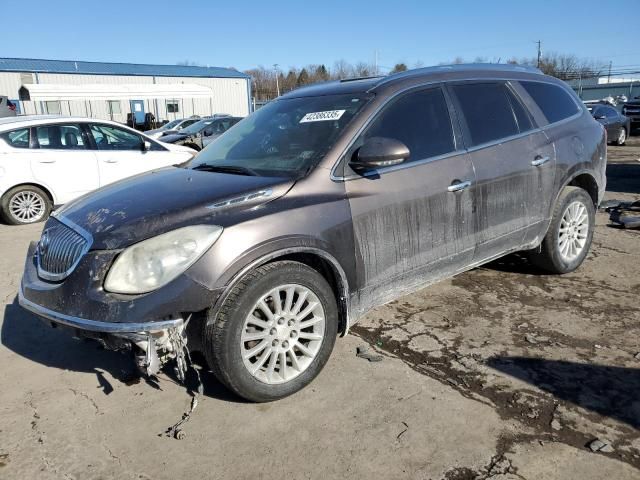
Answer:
[{"left": 0, "top": 57, "right": 252, "bottom": 124}]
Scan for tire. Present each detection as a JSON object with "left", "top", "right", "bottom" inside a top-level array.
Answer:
[
  {"left": 1, "top": 185, "right": 52, "bottom": 225},
  {"left": 528, "top": 186, "right": 595, "bottom": 274},
  {"left": 203, "top": 260, "right": 339, "bottom": 402},
  {"left": 613, "top": 127, "right": 626, "bottom": 146}
]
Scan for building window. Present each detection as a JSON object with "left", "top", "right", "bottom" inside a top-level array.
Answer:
[
  {"left": 107, "top": 100, "right": 121, "bottom": 117},
  {"left": 166, "top": 100, "right": 180, "bottom": 113},
  {"left": 44, "top": 101, "right": 61, "bottom": 115}
]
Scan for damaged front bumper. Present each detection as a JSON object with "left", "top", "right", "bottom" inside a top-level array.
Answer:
[
  {"left": 18, "top": 287, "right": 184, "bottom": 333},
  {"left": 19, "top": 285, "right": 186, "bottom": 376},
  {"left": 19, "top": 241, "right": 220, "bottom": 378},
  {"left": 19, "top": 286, "right": 187, "bottom": 377}
]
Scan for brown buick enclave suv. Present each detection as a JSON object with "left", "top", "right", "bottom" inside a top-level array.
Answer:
[{"left": 19, "top": 64, "right": 606, "bottom": 402}]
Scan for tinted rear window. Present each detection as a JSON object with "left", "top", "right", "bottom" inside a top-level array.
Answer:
[
  {"left": 451, "top": 82, "right": 520, "bottom": 146},
  {"left": 520, "top": 81, "right": 580, "bottom": 124}
]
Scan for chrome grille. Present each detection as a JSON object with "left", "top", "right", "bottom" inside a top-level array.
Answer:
[{"left": 36, "top": 215, "right": 92, "bottom": 281}]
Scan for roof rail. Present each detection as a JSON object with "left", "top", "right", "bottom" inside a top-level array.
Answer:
[
  {"left": 375, "top": 63, "right": 544, "bottom": 88},
  {"left": 339, "top": 75, "right": 385, "bottom": 83}
]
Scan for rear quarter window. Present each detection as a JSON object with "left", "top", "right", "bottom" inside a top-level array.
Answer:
[
  {"left": 520, "top": 81, "right": 580, "bottom": 124},
  {"left": 0, "top": 128, "right": 30, "bottom": 149}
]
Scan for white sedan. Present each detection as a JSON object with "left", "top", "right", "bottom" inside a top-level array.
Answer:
[{"left": 0, "top": 115, "right": 196, "bottom": 225}]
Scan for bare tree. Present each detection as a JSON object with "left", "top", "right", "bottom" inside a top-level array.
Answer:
[
  {"left": 332, "top": 59, "right": 353, "bottom": 80},
  {"left": 353, "top": 61, "right": 374, "bottom": 77},
  {"left": 439, "top": 52, "right": 605, "bottom": 80},
  {"left": 391, "top": 63, "right": 408, "bottom": 73}
]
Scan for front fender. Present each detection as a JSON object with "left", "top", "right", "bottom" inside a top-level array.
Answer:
[{"left": 198, "top": 242, "right": 352, "bottom": 334}]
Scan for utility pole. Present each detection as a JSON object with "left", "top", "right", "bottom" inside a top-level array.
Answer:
[
  {"left": 374, "top": 50, "right": 378, "bottom": 76},
  {"left": 273, "top": 64, "right": 280, "bottom": 97},
  {"left": 536, "top": 40, "right": 542, "bottom": 68},
  {"left": 607, "top": 61, "right": 612, "bottom": 83}
]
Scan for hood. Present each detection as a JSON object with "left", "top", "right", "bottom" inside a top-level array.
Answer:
[
  {"left": 164, "top": 142, "right": 197, "bottom": 154},
  {"left": 159, "top": 133, "right": 189, "bottom": 143},
  {"left": 56, "top": 167, "right": 295, "bottom": 249}
]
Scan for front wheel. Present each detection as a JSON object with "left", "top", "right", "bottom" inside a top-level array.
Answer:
[
  {"left": 203, "top": 261, "right": 338, "bottom": 402},
  {"left": 528, "top": 186, "right": 595, "bottom": 274}
]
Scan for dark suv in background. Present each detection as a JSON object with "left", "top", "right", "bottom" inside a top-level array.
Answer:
[
  {"left": 622, "top": 96, "right": 640, "bottom": 132},
  {"left": 19, "top": 64, "right": 606, "bottom": 402}
]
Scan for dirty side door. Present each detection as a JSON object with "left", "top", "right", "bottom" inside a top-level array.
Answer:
[
  {"left": 448, "top": 81, "right": 551, "bottom": 262},
  {"left": 342, "top": 86, "right": 476, "bottom": 314}
]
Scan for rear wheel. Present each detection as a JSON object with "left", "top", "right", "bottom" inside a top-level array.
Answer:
[
  {"left": 528, "top": 186, "right": 595, "bottom": 274},
  {"left": 613, "top": 127, "right": 627, "bottom": 146},
  {"left": 203, "top": 261, "right": 338, "bottom": 402},
  {"left": 1, "top": 185, "right": 52, "bottom": 225}
]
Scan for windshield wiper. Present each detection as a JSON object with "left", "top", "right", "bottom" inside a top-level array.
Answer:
[{"left": 192, "top": 164, "right": 258, "bottom": 176}]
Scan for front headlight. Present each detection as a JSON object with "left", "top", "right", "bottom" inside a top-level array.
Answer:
[{"left": 104, "top": 225, "right": 223, "bottom": 294}]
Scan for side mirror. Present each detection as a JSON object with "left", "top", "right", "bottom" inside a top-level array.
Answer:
[
  {"left": 594, "top": 114, "right": 606, "bottom": 120},
  {"left": 143, "top": 140, "right": 152, "bottom": 151},
  {"left": 350, "top": 137, "right": 410, "bottom": 170}
]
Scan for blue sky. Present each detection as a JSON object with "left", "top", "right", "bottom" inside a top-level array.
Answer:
[{"left": 2, "top": 0, "right": 639, "bottom": 72}]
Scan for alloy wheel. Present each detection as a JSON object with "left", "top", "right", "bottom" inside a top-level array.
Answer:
[
  {"left": 241, "top": 284, "right": 325, "bottom": 385},
  {"left": 558, "top": 201, "right": 589, "bottom": 262},
  {"left": 9, "top": 190, "right": 46, "bottom": 223},
  {"left": 618, "top": 128, "right": 626, "bottom": 145}
]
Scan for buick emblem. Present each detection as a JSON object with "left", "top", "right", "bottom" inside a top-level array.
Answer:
[{"left": 38, "top": 229, "right": 51, "bottom": 257}]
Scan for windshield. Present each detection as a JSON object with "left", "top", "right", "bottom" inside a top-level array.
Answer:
[
  {"left": 190, "top": 93, "right": 371, "bottom": 177},
  {"left": 181, "top": 119, "right": 216, "bottom": 135},
  {"left": 163, "top": 119, "right": 181, "bottom": 130}
]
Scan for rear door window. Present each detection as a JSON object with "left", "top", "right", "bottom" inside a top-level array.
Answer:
[
  {"left": 35, "top": 124, "right": 86, "bottom": 149},
  {"left": 506, "top": 87, "right": 534, "bottom": 132},
  {"left": 362, "top": 87, "right": 456, "bottom": 163},
  {"left": 450, "top": 82, "right": 520, "bottom": 146},
  {"left": 0, "top": 128, "right": 30, "bottom": 149},
  {"left": 520, "top": 81, "right": 580, "bottom": 124}
]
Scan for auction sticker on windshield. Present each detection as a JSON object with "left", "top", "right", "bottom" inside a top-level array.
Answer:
[{"left": 300, "top": 110, "right": 346, "bottom": 123}]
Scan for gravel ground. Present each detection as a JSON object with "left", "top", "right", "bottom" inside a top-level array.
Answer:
[{"left": 0, "top": 137, "right": 639, "bottom": 479}]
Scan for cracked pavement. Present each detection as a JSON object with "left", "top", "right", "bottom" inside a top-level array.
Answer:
[{"left": 0, "top": 138, "right": 639, "bottom": 479}]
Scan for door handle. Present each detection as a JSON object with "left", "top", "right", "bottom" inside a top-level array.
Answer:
[
  {"left": 447, "top": 180, "right": 471, "bottom": 193},
  {"left": 103, "top": 159, "right": 119, "bottom": 163},
  {"left": 38, "top": 159, "right": 56, "bottom": 164},
  {"left": 531, "top": 155, "right": 550, "bottom": 167}
]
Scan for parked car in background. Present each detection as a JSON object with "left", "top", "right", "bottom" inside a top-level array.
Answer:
[
  {"left": 0, "top": 115, "right": 196, "bottom": 225},
  {"left": 0, "top": 96, "right": 17, "bottom": 118},
  {"left": 587, "top": 104, "right": 630, "bottom": 145},
  {"left": 144, "top": 116, "right": 201, "bottom": 139},
  {"left": 18, "top": 64, "right": 606, "bottom": 403},
  {"left": 622, "top": 96, "right": 640, "bottom": 131},
  {"left": 160, "top": 116, "right": 242, "bottom": 150}
]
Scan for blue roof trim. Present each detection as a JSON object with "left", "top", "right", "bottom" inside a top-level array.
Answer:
[{"left": 0, "top": 57, "right": 249, "bottom": 79}]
